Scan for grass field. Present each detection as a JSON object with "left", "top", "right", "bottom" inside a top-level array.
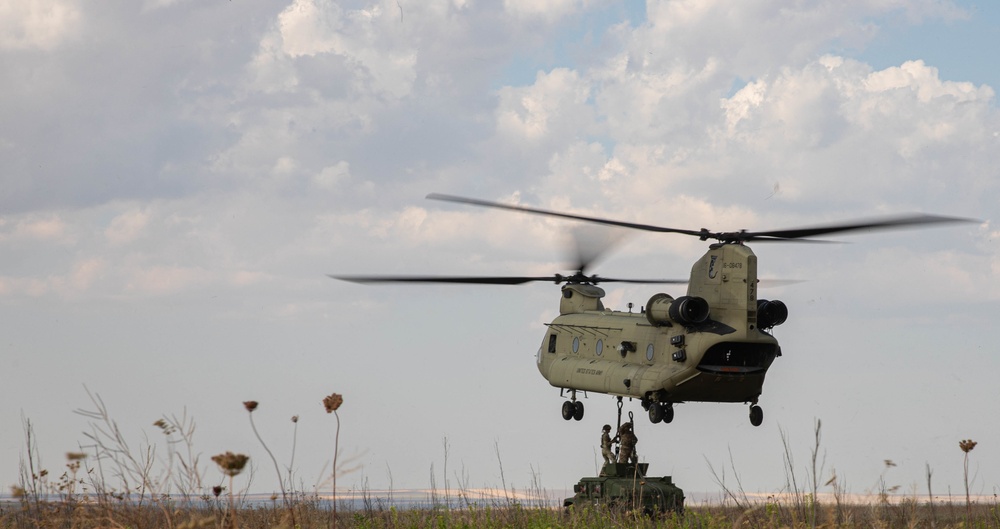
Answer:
[
  {"left": 3, "top": 495, "right": 1000, "bottom": 528},
  {"left": 8, "top": 393, "right": 995, "bottom": 528}
]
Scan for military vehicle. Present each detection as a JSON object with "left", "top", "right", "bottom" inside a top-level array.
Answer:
[
  {"left": 564, "top": 462, "right": 684, "bottom": 515},
  {"left": 334, "top": 193, "right": 974, "bottom": 426}
]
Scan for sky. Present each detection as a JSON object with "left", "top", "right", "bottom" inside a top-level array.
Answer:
[{"left": 2, "top": 0, "right": 999, "bottom": 503}]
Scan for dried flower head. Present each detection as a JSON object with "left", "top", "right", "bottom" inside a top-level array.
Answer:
[
  {"left": 960, "top": 439, "right": 978, "bottom": 453},
  {"left": 155, "top": 418, "right": 180, "bottom": 435},
  {"left": 291, "top": 415, "right": 299, "bottom": 423},
  {"left": 323, "top": 393, "right": 343, "bottom": 413},
  {"left": 66, "top": 452, "right": 88, "bottom": 461},
  {"left": 212, "top": 485, "right": 224, "bottom": 497},
  {"left": 11, "top": 485, "right": 26, "bottom": 498},
  {"left": 212, "top": 452, "right": 250, "bottom": 477},
  {"left": 243, "top": 401, "right": 259, "bottom": 412}
]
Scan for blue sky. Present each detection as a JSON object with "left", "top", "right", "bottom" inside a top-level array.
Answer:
[
  {"left": 1, "top": 0, "right": 998, "bottom": 503},
  {"left": 858, "top": 1, "right": 999, "bottom": 89}
]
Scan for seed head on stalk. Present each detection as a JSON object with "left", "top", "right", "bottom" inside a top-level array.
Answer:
[
  {"left": 960, "top": 438, "right": 978, "bottom": 521},
  {"left": 324, "top": 392, "right": 343, "bottom": 529},
  {"left": 323, "top": 393, "right": 343, "bottom": 413},
  {"left": 212, "top": 452, "right": 249, "bottom": 529}
]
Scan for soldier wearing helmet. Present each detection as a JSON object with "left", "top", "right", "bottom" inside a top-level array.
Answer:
[
  {"left": 617, "top": 422, "right": 638, "bottom": 464},
  {"left": 600, "top": 424, "right": 614, "bottom": 464}
]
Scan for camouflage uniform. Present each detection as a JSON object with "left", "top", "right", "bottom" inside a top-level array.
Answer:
[
  {"left": 600, "top": 425, "right": 614, "bottom": 464},
  {"left": 617, "top": 423, "right": 638, "bottom": 464}
]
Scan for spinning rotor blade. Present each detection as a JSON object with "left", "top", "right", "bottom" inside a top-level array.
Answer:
[
  {"left": 427, "top": 193, "right": 705, "bottom": 237},
  {"left": 741, "top": 214, "right": 976, "bottom": 241},
  {"left": 591, "top": 277, "right": 688, "bottom": 284},
  {"left": 428, "top": 193, "right": 977, "bottom": 243},
  {"left": 331, "top": 274, "right": 561, "bottom": 285},
  {"left": 330, "top": 274, "right": 687, "bottom": 285},
  {"left": 567, "top": 225, "right": 628, "bottom": 275}
]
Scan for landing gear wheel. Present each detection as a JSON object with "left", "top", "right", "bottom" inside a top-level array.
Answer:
[
  {"left": 749, "top": 405, "right": 763, "bottom": 427},
  {"left": 648, "top": 402, "right": 664, "bottom": 424},
  {"left": 573, "top": 400, "right": 585, "bottom": 421},
  {"left": 561, "top": 401, "right": 574, "bottom": 421},
  {"left": 663, "top": 405, "right": 674, "bottom": 424}
]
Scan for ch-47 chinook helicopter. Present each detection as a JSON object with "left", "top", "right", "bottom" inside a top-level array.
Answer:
[{"left": 334, "top": 194, "right": 973, "bottom": 427}]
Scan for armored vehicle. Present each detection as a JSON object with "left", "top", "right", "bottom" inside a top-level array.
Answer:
[{"left": 564, "top": 462, "right": 684, "bottom": 515}]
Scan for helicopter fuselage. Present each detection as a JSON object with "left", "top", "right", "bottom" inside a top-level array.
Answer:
[{"left": 536, "top": 243, "right": 784, "bottom": 425}]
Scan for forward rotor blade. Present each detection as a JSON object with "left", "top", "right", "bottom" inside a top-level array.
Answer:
[
  {"left": 331, "top": 274, "right": 690, "bottom": 286},
  {"left": 744, "top": 214, "right": 977, "bottom": 241},
  {"left": 593, "top": 277, "right": 688, "bottom": 284},
  {"left": 568, "top": 225, "right": 629, "bottom": 275},
  {"left": 427, "top": 193, "right": 704, "bottom": 237},
  {"left": 330, "top": 274, "right": 561, "bottom": 285}
]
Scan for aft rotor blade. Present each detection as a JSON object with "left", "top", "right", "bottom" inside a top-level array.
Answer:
[
  {"left": 744, "top": 214, "right": 977, "bottom": 241},
  {"left": 427, "top": 193, "right": 705, "bottom": 237},
  {"left": 330, "top": 274, "right": 561, "bottom": 285}
]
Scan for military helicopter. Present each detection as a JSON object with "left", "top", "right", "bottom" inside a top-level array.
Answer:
[{"left": 334, "top": 194, "right": 973, "bottom": 426}]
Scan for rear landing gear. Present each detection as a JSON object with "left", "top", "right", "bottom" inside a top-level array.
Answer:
[
  {"left": 647, "top": 402, "right": 675, "bottom": 424},
  {"left": 749, "top": 405, "right": 763, "bottom": 427}
]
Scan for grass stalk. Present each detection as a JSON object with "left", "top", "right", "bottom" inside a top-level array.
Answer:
[{"left": 243, "top": 401, "right": 296, "bottom": 528}]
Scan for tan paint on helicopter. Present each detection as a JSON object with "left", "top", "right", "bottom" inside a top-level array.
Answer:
[{"left": 537, "top": 243, "right": 779, "bottom": 406}]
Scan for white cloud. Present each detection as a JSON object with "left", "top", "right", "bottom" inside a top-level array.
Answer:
[
  {"left": 125, "top": 265, "right": 210, "bottom": 296},
  {"left": 503, "top": 0, "right": 594, "bottom": 20},
  {"left": 0, "top": 0, "right": 81, "bottom": 51},
  {"left": 495, "top": 68, "right": 594, "bottom": 142},
  {"left": 1, "top": 215, "right": 71, "bottom": 243},
  {"left": 69, "top": 258, "right": 105, "bottom": 292},
  {"left": 105, "top": 209, "right": 151, "bottom": 246},
  {"left": 313, "top": 161, "right": 352, "bottom": 190},
  {"left": 264, "top": 0, "right": 417, "bottom": 99},
  {"left": 713, "top": 55, "right": 999, "bottom": 206}
]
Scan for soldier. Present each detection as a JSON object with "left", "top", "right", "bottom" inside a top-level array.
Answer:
[
  {"left": 617, "top": 422, "right": 638, "bottom": 464},
  {"left": 600, "top": 424, "right": 614, "bottom": 464}
]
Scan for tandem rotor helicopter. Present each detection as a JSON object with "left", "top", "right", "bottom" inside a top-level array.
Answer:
[{"left": 334, "top": 194, "right": 973, "bottom": 427}]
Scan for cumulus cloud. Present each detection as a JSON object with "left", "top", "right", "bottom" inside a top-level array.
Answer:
[
  {"left": 503, "top": 0, "right": 597, "bottom": 20},
  {"left": 250, "top": 0, "right": 417, "bottom": 99},
  {"left": 496, "top": 68, "right": 594, "bottom": 142},
  {"left": 105, "top": 209, "right": 151, "bottom": 246},
  {"left": 0, "top": 0, "right": 81, "bottom": 51},
  {"left": 125, "top": 265, "right": 210, "bottom": 296},
  {"left": 1, "top": 215, "right": 72, "bottom": 243}
]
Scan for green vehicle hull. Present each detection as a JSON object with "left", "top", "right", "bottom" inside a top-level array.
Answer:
[{"left": 564, "top": 463, "right": 684, "bottom": 515}]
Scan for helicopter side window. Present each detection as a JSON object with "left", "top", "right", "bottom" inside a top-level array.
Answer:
[{"left": 548, "top": 334, "right": 557, "bottom": 353}]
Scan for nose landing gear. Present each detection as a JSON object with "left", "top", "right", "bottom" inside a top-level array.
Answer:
[
  {"left": 561, "top": 390, "right": 584, "bottom": 421},
  {"left": 748, "top": 404, "right": 763, "bottom": 427}
]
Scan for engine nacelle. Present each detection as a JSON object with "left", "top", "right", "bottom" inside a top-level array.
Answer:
[
  {"left": 756, "top": 299, "right": 788, "bottom": 329},
  {"left": 646, "top": 293, "right": 711, "bottom": 326}
]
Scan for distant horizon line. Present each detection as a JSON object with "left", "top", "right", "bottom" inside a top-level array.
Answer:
[{"left": 3, "top": 489, "right": 996, "bottom": 507}]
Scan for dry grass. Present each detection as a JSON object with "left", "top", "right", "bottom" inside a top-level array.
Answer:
[
  {"left": 7, "top": 392, "right": 997, "bottom": 528},
  {"left": 3, "top": 498, "right": 1000, "bottom": 528}
]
